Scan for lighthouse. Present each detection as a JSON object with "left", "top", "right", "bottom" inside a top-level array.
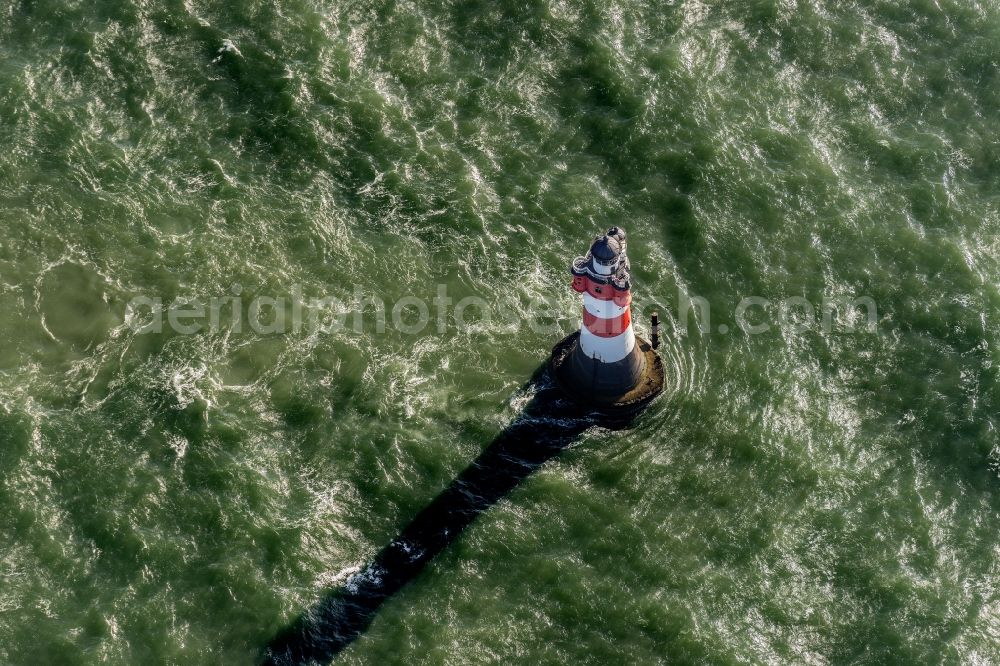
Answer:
[
  {"left": 265, "top": 227, "right": 666, "bottom": 664},
  {"left": 550, "top": 226, "right": 663, "bottom": 411}
]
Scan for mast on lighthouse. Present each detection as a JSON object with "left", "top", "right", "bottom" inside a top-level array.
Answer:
[{"left": 550, "top": 226, "right": 663, "bottom": 411}]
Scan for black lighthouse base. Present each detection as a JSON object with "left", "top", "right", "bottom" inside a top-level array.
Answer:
[{"left": 549, "top": 331, "right": 664, "bottom": 414}]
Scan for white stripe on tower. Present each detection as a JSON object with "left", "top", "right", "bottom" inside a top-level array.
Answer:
[
  {"left": 582, "top": 292, "right": 628, "bottom": 319},
  {"left": 580, "top": 325, "right": 636, "bottom": 363}
]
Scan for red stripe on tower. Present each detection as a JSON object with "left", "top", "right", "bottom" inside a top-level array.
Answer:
[{"left": 583, "top": 309, "right": 631, "bottom": 338}]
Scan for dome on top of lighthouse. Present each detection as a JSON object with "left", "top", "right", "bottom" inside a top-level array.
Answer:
[
  {"left": 590, "top": 235, "right": 621, "bottom": 262},
  {"left": 607, "top": 226, "right": 626, "bottom": 243}
]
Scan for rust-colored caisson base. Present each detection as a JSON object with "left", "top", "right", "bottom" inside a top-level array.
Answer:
[{"left": 549, "top": 331, "right": 664, "bottom": 415}]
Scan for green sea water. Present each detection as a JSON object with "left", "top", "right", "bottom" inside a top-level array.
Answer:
[{"left": 3, "top": 0, "right": 1000, "bottom": 663}]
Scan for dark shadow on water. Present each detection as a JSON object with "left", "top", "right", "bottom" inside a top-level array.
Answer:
[{"left": 262, "top": 365, "right": 637, "bottom": 664}]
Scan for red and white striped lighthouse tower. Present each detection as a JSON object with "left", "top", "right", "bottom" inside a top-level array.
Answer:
[{"left": 551, "top": 226, "right": 663, "bottom": 410}]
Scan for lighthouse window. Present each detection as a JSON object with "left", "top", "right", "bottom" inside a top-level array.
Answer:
[{"left": 594, "top": 286, "right": 602, "bottom": 293}]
